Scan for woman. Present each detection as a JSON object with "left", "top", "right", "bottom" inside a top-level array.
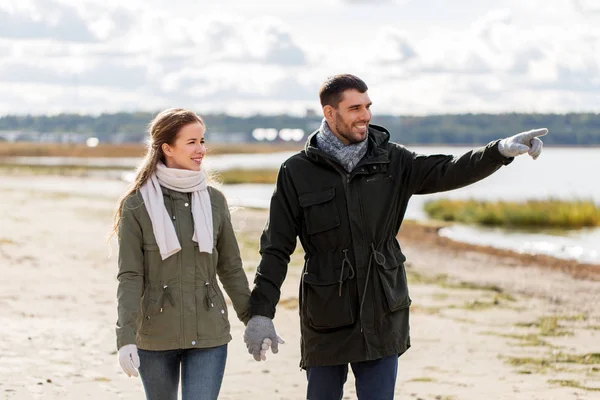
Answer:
[{"left": 113, "top": 108, "right": 251, "bottom": 400}]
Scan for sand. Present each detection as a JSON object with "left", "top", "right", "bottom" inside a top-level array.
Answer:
[{"left": 0, "top": 174, "right": 598, "bottom": 400}]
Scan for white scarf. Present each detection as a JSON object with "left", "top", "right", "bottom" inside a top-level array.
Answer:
[{"left": 139, "top": 162, "right": 213, "bottom": 260}]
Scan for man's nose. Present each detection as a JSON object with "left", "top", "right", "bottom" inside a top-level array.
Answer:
[{"left": 360, "top": 108, "right": 371, "bottom": 122}]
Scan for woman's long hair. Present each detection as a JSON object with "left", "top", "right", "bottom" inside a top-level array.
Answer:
[{"left": 109, "top": 108, "right": 205, "bottom": 239}]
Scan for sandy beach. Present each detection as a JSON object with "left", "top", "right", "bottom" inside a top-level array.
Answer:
[{"left": 0, "top": 174, "right": 599, "bottom": 400}]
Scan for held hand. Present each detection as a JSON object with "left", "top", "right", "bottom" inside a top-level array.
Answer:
[
  {"left": 118, "top": 344, "right": 140, "bottom": 377},
  {"left": 498, "top": 128, "right": 548, "bottom": 160},
  {"left": 259, "top": 335, "right": 286, "bottom": 361},
  {"left": 243, "top": 315, "right": 285, "bottom": 361}
]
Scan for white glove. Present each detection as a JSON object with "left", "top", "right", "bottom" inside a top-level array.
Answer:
[
  {"left": 118, "top": 344, "right": 140, "bottom": 377},
  {"left": 498, "top": 128, "right": 548, "bottom": 160}
]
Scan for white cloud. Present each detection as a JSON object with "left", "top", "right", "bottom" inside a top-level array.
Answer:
[
  {"left": 0, "top": 0, "right": 599, "bottom": 115},
  {"left": 0, "top": 0, "right": 97, "bottom": 42},
  {"left": 371, "top": 27, "right": 418, "bottom": 65},
  {"left": 245, "top": 18, "right": 307, "bottom": 65},
  {"left": 572, "top": 0, "right": 600, "bottom": 15}
]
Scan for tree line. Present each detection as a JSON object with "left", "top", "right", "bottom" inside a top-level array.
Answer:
[{"left": 0, "top": 112, "right": 599, "bottom": 145}]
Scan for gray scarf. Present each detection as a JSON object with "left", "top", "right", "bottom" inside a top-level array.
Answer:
[{"left": 315, "top": 118, "right": 368, "bottom": 172}]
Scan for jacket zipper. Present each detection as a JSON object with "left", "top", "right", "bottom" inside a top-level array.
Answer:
[
  {"left": 323, "top": 158, "right": 367, "bottom": 332},
  {"left": 168, "top": 191, "right": 185, "bottom": 348}
]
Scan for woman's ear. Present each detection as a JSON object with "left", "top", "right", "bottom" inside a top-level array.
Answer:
[{"left": 161, "top": 143, "right": 171, "bottom": 157}]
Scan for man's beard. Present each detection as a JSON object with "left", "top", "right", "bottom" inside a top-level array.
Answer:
[{"left": 334, "top": 118, "right": 367, "bottom": 144}]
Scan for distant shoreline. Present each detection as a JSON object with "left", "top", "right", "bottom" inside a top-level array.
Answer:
[
  {"left": 397, "top": 220, "right": 600, "bottom": 280},
  {"left": 1, "top": 141, "right": 599, "bottom": 159}
]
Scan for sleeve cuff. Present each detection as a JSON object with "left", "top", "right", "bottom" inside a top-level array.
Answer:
[
  {"left": 116, "top": 329, "right": 137, "bottom": 350},
  {"left": 488, "top": 139, "right": 514, "bottom": 166},
  {"left": 249, "top": 304, "right": 276, "bottom": 319}
]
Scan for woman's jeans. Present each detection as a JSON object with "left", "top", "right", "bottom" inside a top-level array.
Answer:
[{"left": 138, "top": 345, "right": 227, "bottom": 400}]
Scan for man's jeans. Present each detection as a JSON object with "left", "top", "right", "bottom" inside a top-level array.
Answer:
[
  {"left": 138, "top": 345, "right": 227, "bottom": 400},
  {"left": 306, "top": 355, "right": 398, "bottom": 400}
]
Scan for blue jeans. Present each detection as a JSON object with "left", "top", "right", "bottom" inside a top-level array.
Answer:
[
  {"left": 306, "top": 355, "right": 398, "bottom": 400},
  {"left": 138, "top": 345, "right": 227, "bottom": 400}
]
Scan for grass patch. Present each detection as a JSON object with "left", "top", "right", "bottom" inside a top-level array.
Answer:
[
  {"left": 504, "top": 355, "right": 555, "bottom": 373},
  {"left": 484, "top": 332, "right": 552, "bottom": 347},
  {"left": 432, "top": 293, "right": 449, "bottom": 301},
  {"left": 0, "top": 164, "right": 129, "bottom": 176},
  {"left": 423, "top": 198, "right": 600, "bottom": 228},
  {"left": 279, "top": 298, "right": 299, "bottom": 310},
  {"left": 410, "top": 305, "right": 443, "bottom": 315},
  {"left": 457, "top": 299, "right": 499, "bottom": 311},
  {"left": 236, "top": 231, "right": 304, "bottom": 271},
  {"left": 236, "top": 233, "right": 261, "bottom": 268},
  {"left": 406, "top": 270, "right": 447, "bottom": 285},
  {"left": 445, "top": 316, "right": 477, "bottom": 324},
  {"left": 408, "top": 377, "right": 436, "bottom": 383},
  {"left": 407, "top": 270, "right": 505, "bottom": 293},
  {"left": 0, "top": 143, "right": 146, "bottom": 158},
  {"left": 454, "top": 293, "right": 516, "bottom": 310},
  {"left": 505, "top": 352, "right": 600, "bottom": 374},
  {"left": 548, "top": 379, "right": 600, "bottom": 392},
  {"left": 565, "top": 314, "right": 589, "bottom": 321},
  {"left": 0, "top": 163, "right": 281, "bottom": 184},
  {"left": 215, "top": 168, "right": 278, "bottom": 184},
  {"left": 408, "top": 271, "right": 516, "bottom": 302},
  {"left": 516, "top": 316, "right": 573, "bottom": 337},
  {"left": 407, "top": 271, "right": 517, "bottom": 311},
  {"left": 0, "top": 142, "right": 301, "bottom": 157},
  {"left": 559, "top": 353, "right": 600, "bottom": 364}
]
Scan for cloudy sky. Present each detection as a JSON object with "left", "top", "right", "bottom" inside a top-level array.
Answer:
[{"left": 0, "top": 0, "right": 599, "bottom": 116}]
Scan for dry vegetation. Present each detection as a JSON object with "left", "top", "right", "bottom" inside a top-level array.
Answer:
[{"left": 0, "top": 141, "right": 303, "bottom": 158}]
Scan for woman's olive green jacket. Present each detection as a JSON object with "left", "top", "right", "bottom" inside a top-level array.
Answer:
[{"left": 116, "top": 186, "right": 250, "bottom": 351}]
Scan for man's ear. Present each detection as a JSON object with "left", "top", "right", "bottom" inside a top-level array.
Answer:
[{"left": 323, "top": 105, "right": 335, "bottom": 121}]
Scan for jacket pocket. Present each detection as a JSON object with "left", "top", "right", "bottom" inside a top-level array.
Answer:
[
  {"left": 298, "top": 187, "right": 340, "bottom": 234},
  {"left": 375, "top": 243, "right": 411, "bottom": 312},
  {"left": 139, "top": 289, "right": 174, "bottom": 339},
  {"left": 195, "top": 282, "right": 229, "bottom": 339},
  {"left": 208, "top": 281, "right": 229, "bottom": 323},
  {"left": 302, "top": 264, "right": 354, "bottom": 330},
  {"left": 365, "top": 174, "right": 394, "bottom": 183},
  {"left": 142, "top": 243, "right": 165, "bottom": 284}
]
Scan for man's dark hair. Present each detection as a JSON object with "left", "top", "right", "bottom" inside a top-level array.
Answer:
[{"left": 319, "top": 74, "right": 368, "bottom": 108}]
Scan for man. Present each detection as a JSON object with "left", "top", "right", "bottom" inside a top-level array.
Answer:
[{"left": 243, "top": 74, "right": 546, "bottom": 399}]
